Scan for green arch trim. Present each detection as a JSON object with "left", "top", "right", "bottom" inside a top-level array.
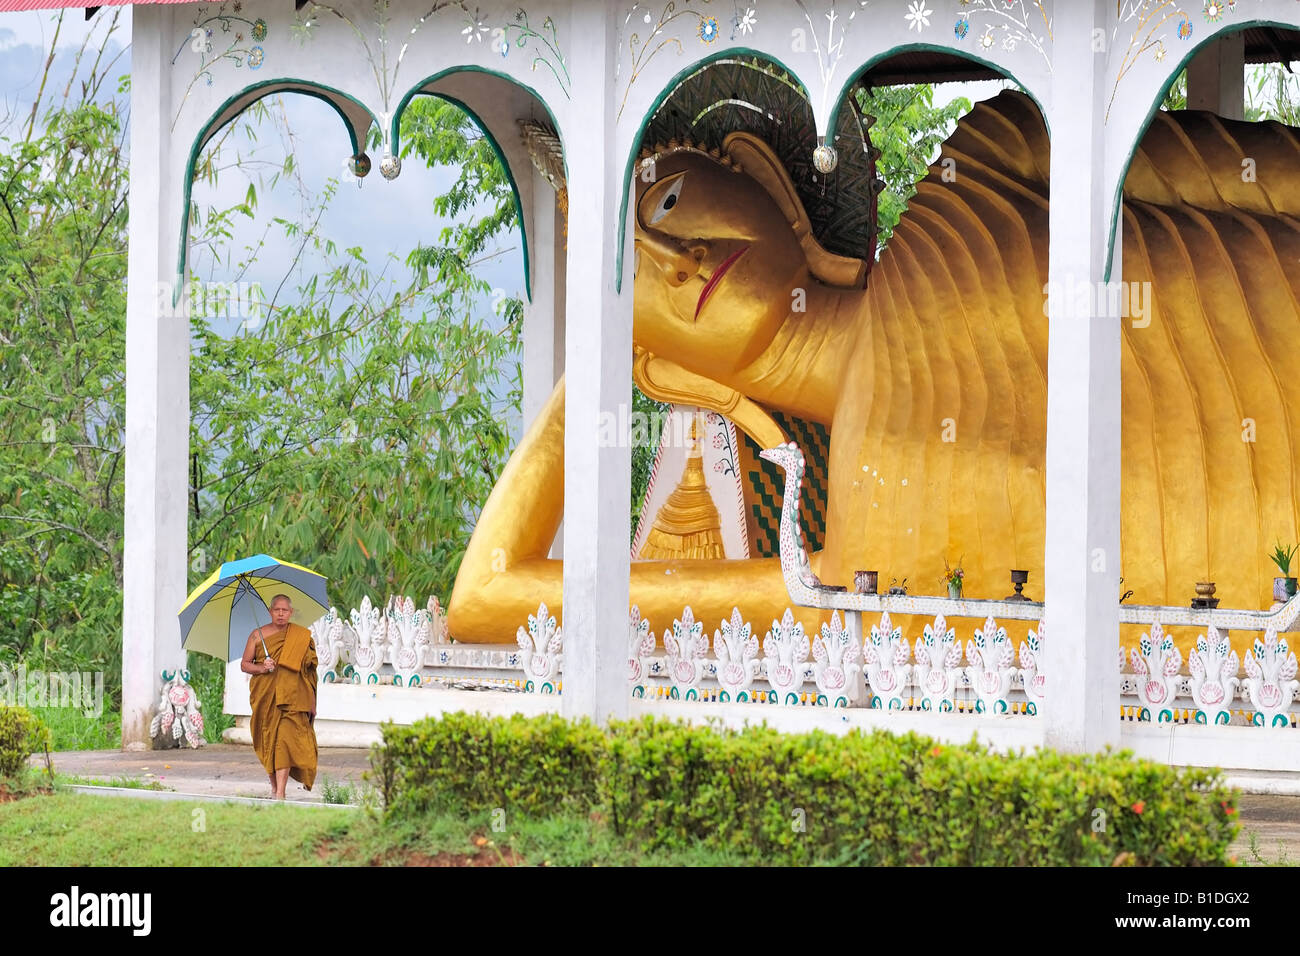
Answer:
[
  {"left": 392, "top": 66, "right": 568, "bottom": 305},
  {"left": 615, "top": 47, "right": 812, "bottom": 293},
  {"left": 178, "top": 78, "right": 379, "bottom": 305},
  {"left": 824, "top": 41, "right": 1050, "bottom": 144},
  {"left": 1103, "top": 17, "right": 1300, "bottom": 281}
]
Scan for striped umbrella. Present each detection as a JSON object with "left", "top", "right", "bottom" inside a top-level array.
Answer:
[{"left": 178, "top": 554, "right": 331, "bottom": 661}]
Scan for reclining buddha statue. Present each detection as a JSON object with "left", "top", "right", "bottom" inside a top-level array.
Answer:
[{"left": 448, "top": 81, "right": 1300, "bottom": 658}]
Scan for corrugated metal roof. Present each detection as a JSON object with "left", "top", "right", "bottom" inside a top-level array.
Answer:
[{"left": 0, "top": 0, "right": 189, "bottom": 10}]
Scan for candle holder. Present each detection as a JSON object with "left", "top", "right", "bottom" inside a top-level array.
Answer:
[
  {"left": 854, "top": 570, "right": 879, "bottom": 595},
  {"left": 1004, "top": 569, "right": 1031, "bottom": 602},
  {"left": 1191, "top": 580, "right": 1219, "bottom": 610}
]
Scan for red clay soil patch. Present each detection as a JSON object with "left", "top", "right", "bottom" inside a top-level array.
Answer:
[
  {"left": 371, "top": 838, "right": 523, "bottom": 867},
  {"left": 0, "top": 784, "right": 51, "bottom": 803},
  {"left": 314, "top": 833, "right": 522, "bottom": 866}
]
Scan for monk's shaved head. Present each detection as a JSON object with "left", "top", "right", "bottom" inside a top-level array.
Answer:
[{"left": 270, "top": 594, "right": 292, "bottom": 609}]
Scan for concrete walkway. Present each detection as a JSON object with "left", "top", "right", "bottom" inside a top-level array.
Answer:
[
  {"left": 37, "top": 743, "right": 371, "bottom": 804},
  {"left": 1233, "top": 795, "right": 1300, "bottom": 865}
]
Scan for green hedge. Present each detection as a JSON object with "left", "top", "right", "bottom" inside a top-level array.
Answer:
[
  {"left": 0, "top": 705, "right": 51, "bottom": 780},
  {"left": 372, "top": 713, "right": 1239, "bottom": 866}
]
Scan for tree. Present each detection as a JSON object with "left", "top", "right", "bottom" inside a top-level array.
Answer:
[
  {"left": 1162, "top": 69, "right": 1187, "bottom": 111},
  {"left": 0, "top": 14, "right": 131, "bottom": 696},
  {"left": 0, "top": 12, "right": 525, "bottom": 732},
  {"left": 855, "top": 84, "right": 975, "bottom": 247},
  {"left": 187, "top": 94, "right": 523, "bottom": 614}
]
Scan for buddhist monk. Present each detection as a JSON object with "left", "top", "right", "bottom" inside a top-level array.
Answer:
[{"left": 240, "top": 593, "right": 318, "bottom": 799}]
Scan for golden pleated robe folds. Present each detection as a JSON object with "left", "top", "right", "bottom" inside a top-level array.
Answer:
[{"left": 249, "top": 623, "right": 318, "bottom": 790}]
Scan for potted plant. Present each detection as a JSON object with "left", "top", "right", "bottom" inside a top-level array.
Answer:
[
  {"left": 942, "top": 558, "right": 964, "bottom": 600},
  {"left": 1270, "top": 542, "right": 1299, "bottom": 602}
]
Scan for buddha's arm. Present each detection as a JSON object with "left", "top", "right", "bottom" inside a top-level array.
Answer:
[{"left": 446, "top": 376, "right": 822, "bottom": 643}]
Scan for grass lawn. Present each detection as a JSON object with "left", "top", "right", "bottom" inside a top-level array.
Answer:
[
  {"left": 0, "top": 792, "right": 354, "bottom": 866},
  {"left": 6, "top": 788, "right": 1287, "bottom": 867},
  {"left": 0, "top": 790, "right": 747, "bottom": 866}
]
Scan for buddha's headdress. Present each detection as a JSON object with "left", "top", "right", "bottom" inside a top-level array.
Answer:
[{"left": 521, "top": 56, "right": 881, "bottom": 288}]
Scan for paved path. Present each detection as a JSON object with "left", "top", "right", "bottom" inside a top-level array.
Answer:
[
  {"left": 38, "top": 744, "right": 371, "bottom": 804},
  {"left": 1233, "top": 795, "right": 1300, "bottom": 865}
]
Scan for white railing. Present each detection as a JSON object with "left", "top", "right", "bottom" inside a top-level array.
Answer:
[
  {"left": 621, "top": 602, "right": 1300, "bottom": 729},
  {"left": 311, "top": 595, "right": 527, "bottom": 691},
  {"left": 307, "top": 585, "right": 1300, "bottom": 730}
]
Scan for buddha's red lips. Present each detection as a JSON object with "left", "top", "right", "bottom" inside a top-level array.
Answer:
[{"left": 695, "top": 247, "right": 748, "bottom": 319}]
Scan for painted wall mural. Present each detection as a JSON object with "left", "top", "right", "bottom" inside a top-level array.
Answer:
[{"left": 173, "top": 2, "right": 272, "bottom": 129}]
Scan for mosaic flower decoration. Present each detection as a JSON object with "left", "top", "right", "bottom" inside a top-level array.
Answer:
[
  {"left": 463, "top": 7, "right": 489, "bottom": 43},
  {"left": 699, "top": 17, "right": 719, "bottom": 44},
  {"left": 247, "top": 46, "right": 264, "bottom": 70},
  {"left": 737, "top": 7, "right": 757, "bottom": 35},
  {"left": 980, "top": 30, "right": 995, "bottom": 50},
  {"left": 1202, "top": 1, "right": 1225, "bottom": 22},
  {"left": 251, "top": 18, "right": 267, "bottom": 42},
  {"left": 905, "top": 2, "right": 932, "bottom": 33},
  {"left": 1178, "top": 17, "right": 1193, "bottom": 40},
  {"left": 954, "top": 16, "right": 969, "bottom": 40}
]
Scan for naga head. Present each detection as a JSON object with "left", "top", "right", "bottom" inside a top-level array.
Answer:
[{"left": 759, "top": 441, "right": 805, "bottom": 479}]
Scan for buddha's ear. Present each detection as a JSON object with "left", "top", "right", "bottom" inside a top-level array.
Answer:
[{"left": 723, "top": 131, "right": 867, "bottom": 289}]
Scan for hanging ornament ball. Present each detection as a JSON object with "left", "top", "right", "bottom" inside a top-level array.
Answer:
[
  {"left": 349, "top": 152, "right": 372, "bottom": 178},
  {"left": 379, "top": 153, "right": 401, "bottom": 180},
  {"left": 812, "top": 144, "right": 838, "bottom": 174}
]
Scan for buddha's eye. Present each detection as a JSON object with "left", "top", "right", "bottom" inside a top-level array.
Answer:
[{"left": 647, "top": 174, "right": 685, "bottom": 226}]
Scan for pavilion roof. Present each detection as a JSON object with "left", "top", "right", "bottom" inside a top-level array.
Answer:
[{"left": 0, "top": 0, "right": 190, "bottom": 9}]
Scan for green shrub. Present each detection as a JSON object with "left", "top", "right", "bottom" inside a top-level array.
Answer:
[
  {"left": 26, "top": 706, "right": 118, "bottom": 751},
  {"left": 372, "top": 713, "right": 1239, "bottom": 866},
  {"left": 319, "top": 776, "right": 359, "bottom": 805},
  {"left": 0, "top": 705, "right": 52, "bottom": 779},
  {"left": 374, "top": 712, "right": 605, "bottom": 818}
]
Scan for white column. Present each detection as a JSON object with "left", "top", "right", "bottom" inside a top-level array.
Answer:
[
  {"left": 560, "top": 3, "right": 632, "bottom": 722},
  {"left": 521, "top": 168, "right": 561, "bottom": 432},
  {"left": 521, "top": 170, "right": 566, "bottom": 559},
  {"left": 551, "top": 204, "right": 566, "bottom": 561},
  {"left": 122, "top": 4, "right": 188, "bottom": 749},
  {"left": 1187, "top": 33, "right": 1245, "bottom": 120},
  {"left": 1041, "top": 0, "right": 1121, "bottom": 752}
]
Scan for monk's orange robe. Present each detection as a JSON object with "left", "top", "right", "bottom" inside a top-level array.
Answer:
[{"left": 249, "top": 622, "right": 318, "bottom": 790}]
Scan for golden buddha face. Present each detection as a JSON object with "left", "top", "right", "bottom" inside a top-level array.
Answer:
[{"left": 632, "top": 149, "right": 809, "bottom": 375}]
